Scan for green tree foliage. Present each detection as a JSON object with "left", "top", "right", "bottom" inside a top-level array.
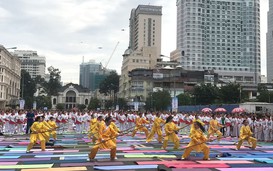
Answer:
[
  {"left": 149, "top": 90, "right": 171, "bottom": 111},
  {"left": 117, "top": 98, "right": 128, "bottom": 110},
  {"left": 257, "top": 84, "right": 273, "bottom": 102},
  {"left": 219, "top": 83, "right": 240, "bottom": 104},
  {"left": 20, "top": 70, "right": 36, "bottom": 109},
  {"left": 77, "top": 104, "right": 86, "bottom": 111},
  {"left": 193, "top": 84, "right": 219, "bottom": 105},
  {"left": 56, "top": 103, "right": 65, "bottom": 110},
  {"left": 105, "top": 100, "right": 113, "bottom": 109},
  {"left": 99, "top": 71, "right": 119, "bottom": 95},
  {"left": 46, "top": 66, "right": 62, "bottom": 96},
  {"left": 177, "top": 93, "right": 193, "bottom": 105},
  {"left": 35, "top": 96, "right": 52, "bottom": 110},
  {"left": 88, "top": 98, "right": 101, "bottom": 110}
]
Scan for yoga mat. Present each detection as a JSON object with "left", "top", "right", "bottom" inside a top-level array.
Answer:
[
  {"left": 33, "top": 150, "right": 79, "bottom": 153},
  {"left": 172, "top": 169, "right": 211, "bottom": 171},
  {"left": 0, "top": 158, "right": 51, "bottom": 162},
  {"left": 21, "top": 167, "right": 87, "bottom": 171},
  {"left": 60, "top": 162, "right": 123, "bottom": 167},
  {"left": 0, "top": 162, "right": 18, "bottom": 165},
  {"left": 218, "top": 158, "right": 258, "bottom": 161},
  {"left": 124, "top": 154, "right": 176, "bottom": 158},
  {"left": 35, "top": 154, "right": 88, "bottom": 158},
  {"left": 165, "top": 163, "right": 229, "bottom": 168},
  {"left": 0, "top": 156, "right": 20, "bottom": 159},
  {"left": 217, "top": 168, "right": 273, "bottom": 171},
  {"left": 93, "top": 165, "right": 158, "bottom": 170},
  {"left": 197, "top": 160, "right": 253, "bottom": 164},
  {"left": 0, "top": 164, "right": 53, "bottom": 169},
  {"left": 123, "top": 150, "right": 166, "bottom": 153},
  {"left": 228, "top": 164, "right": 273, "bottom": 168},
  {"left": 254, "top": 158, "right": 273, "bottom": 164},
  {"left": 137, "top": 161, "right": 196, "bottom": 165}
]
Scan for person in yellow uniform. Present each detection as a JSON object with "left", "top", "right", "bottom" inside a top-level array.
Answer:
[
  {"left": 131, "top": 113, "right": 150, "bottom": 138},
  {"left": 26, "top": 116, "right": 49, "bottom": 152},
  {"left": 88, "top": 116, "right": 118, "bottom": 161},
  {"left": 146, "top": 113, "right": 165, "bottom": 143},
  {"left": 161, "top": 116, "right": 180, "bottom": 150},
  {"left": 190, "top": 115, "right": 205, "bottom": 136},
  {"left": 110, "top": 121, "right": 120, "bottom": 144},
  {"left": 41, "top": 116, "right": 52, "bottom": 142},
  {"left": 182, "top": 120, "right": 210, "bottom": 160},
  {"left": 48, "top": 117, "right": 58, "bottom": 140},
  {"left": 88, "top": 115, "right": 98, "bottom": 141},
  {"left": 236, "top": 120, "right": 257, "bottom": 150},
  {"left": 207, "top": 114, "right": 223, "bottom": 141}
]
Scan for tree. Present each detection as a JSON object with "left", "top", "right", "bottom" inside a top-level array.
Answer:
[
  {"left": 105, "top": 100, "right": 113, "bottom": 109},
  {"left": 257, "top": 84, "right": 273, "bottom": 102},
  {"left": 20, "top": 70, "right": 36, "bottom": 109},
  {"left": 78, "top": 104, "right": 86, "bottom": 111},
  {"left": 46, "top": 66, "right": 62, "bottom": 96},
  {"left": 35, "top": 96, "right": 52, "bottom": 110},
  {"left": 193, "top": 84, "right": 219, "bottom": 105},
  {"left": 148, "top": 90, "right": 171, "bottom": 111},
  {"left": 88, "top": 98, "right": 101, "bottom": 110},
  {"left": 56, "top": 103, "right": 65, "bottom": 110},
  {"left": 177, "top": 93, "right": 193, "bottom": 106},
  {"left": 99, "top": 71, "right": 119, "bottom": 95},
  {"left": 219, "top": 83, "right": 240, "bottom": 104},
  {"left": 117, "top": 98, "right": 128, "bottom": 110}
]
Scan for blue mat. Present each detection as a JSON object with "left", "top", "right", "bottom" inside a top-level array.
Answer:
[
  {"left": 22, "top": 159, "right": 88, "bottom": 164},
  {"left": 0, "top": 156, "right": 20, "bottom": 159},
  {"left": 229, "top": 164, "right": 273, "bottom": 168},
  {"left": 254, "top": 158, "right": 273, "bottom": 164},
  {"left": 93, "top": 165, "right": 158, "bottom": 170}
]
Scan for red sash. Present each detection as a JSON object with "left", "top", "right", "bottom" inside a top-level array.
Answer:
[
  {"left": 61, "top": 119, "right": 67, "bottom": 123},
  {"left": 9, "top": 121, "right": 16, "bottom": 124},
  {"left": 75, "top": 121, "right": 81, "bottom": 124},
  {"left": 226, "top": 123, "right": 231, "bottom": 127},
  {"left": 17, "top": 119, "right": 24, "bottom": 124}
]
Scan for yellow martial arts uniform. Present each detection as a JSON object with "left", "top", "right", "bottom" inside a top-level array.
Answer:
[
  {"left": 182, "top": 127, "right": 210, "bottom": 160},
  {"left": 27, "top": 122, "right": 47, "bottom": 151},
  {"left": 48, "top": 120, "right": 58, "bottom": 140},
  {"left": 110, "top": 122, "right": 120, "bottom": 144},
  {"left": 207, "top": 119, "right": 222, "bottom": 141},
  {"left": 236, "top": 125, "right": 257, "bottom": 150},
  {"left": 89, "top": 118, "right": 98, "bottom": 142},
  {"left": 146, "top": 117, "right": 165, "bottom": 143},
  {"left": 190, "top": 119, "right": 205, "bottom": 136},
  {"left": 162, "top": 122, "right": 180, "bottom": 150},
  {"left": 41, "top": 121, "right": 52, "bottom": 142},
  {"left": 89, "top": 122, "right": 118, "bottom": 160},
  {"left": 131, "top": 117, "right": 149, "bottom": 137}
]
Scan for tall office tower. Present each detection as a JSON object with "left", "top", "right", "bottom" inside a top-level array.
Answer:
[
  {"left": 171, "top": 0, "right": 261, "bottom": 83},
  {"left": 119, "top": 5, "right": 162, "bottom": 100},
  {"left": 13, "top": 50, "right": 46, "bottom": 78},
  {"left": 267, "top": 0, "right": 273, "bottom": 83},
  {"left": 79, "top": 60, "right": 112, "bottom": 91}
]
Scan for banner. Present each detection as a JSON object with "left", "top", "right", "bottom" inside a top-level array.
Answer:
[
  {"left": 19, "top": 100, "right": 25, "bottom": 110},
  {"left": 172, "top": 97, "right": 178, "bottom": 112},
  {"left": 33, "top": 101, "right": 37, "bottom": 110}
]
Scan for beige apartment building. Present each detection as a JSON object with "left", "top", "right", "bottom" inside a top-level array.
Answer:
[
  {"left": 0, "top": 45, "right": 21, "bottom": 109},
  {"left": 119, "top": 5, "right": 162, "bottom": 102}
]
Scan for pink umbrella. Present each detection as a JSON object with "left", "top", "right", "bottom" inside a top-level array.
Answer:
[
  {"left": 201, "top": 108, "right": 212, "bottom": 113},
  {"left": 232, "top": 107, "right": 245, "bottom": 113},
  {"left": 214, "top": 108, "right": 227, "bottom": 113}
]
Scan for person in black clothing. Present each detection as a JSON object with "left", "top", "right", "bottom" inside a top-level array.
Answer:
[{"left": 25, "top": 110, "right": 35, "bottom": 134}]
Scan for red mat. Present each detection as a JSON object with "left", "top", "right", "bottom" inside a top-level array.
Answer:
[
  {"left": 165, "top": 163, "right": 230, "bottom": 168},
  {"left": 124, "top": 150, "right": 166, "bottom": 153},
  {"left": 137, "top": 161, "right": 196, "bottom": 165},
  {"left": 197, "top": 160, "right": 253, "bottom": 164}
]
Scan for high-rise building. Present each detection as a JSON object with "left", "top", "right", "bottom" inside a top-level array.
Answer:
[
  {"left": 172, "top": 0, "right": 261, "bottom": 84},
  {"left": 13, "top": 50, "right": 46, "bottom": 78},
  {"left": 267, "top": 0, "right": 273, "bottom": 83},
  {"left": 80, "top": 60, "right": 112, "bottom": 91},
  {"left": 0, "top": 45, "right": 21, "bottom": 108},
  {"left": 119, "top": 5, "right": 162, "bottom": 101}
]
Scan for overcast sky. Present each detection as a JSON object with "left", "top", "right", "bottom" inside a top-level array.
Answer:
[{"left": 0, "top": 0, "right": 269, "bottom": 83}]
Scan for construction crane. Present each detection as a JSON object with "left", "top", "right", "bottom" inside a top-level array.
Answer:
[{"left": 101, "top": 41, "right": 119, "bottom": 71}]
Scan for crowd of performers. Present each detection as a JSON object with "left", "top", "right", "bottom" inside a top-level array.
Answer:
[
  {"left": 0, "top": 110, "right": 272, "bottom": 142},
  {"left": 0, "top": 109, "right": 262, "bottom": 160}
]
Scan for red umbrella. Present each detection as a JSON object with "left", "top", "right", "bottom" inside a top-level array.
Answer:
[
  {"left": 201, "top": 108, "right": 212, "bottom": 113},
  {"left": 232, "top": 107, "right": 245, "bottom": 113},
  {"left": 214, "top": 108, "right": 227, "bottom": 113}
]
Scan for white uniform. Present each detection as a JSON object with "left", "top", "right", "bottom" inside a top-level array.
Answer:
[
  {"left": 119, "top": 114, "right": 127, "bottom": 131},
  {"left": 75, "top": 114, "right": 83, "bottom": 133},
  {"left": 16, "top": 114, "right": 25, "bottom": 134},
  {"left": 8, "top": 113, "right": 17, "bottom": 135},
  {"left": 225, "top": 117, "right": 232, "bottom": 137}
]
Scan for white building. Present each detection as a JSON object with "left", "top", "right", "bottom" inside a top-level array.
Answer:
[
  {"left": 0, "top": 45, "right": 21, "bottom": 109},
  {"left": 172, "top": 0, "right": 261, "bottom": 84},
  {"left": 51, "top": 83, "right": 92, "bottom": 110},
  {"left": 13, "top": 50, "right": 46, "bottom": 78}
]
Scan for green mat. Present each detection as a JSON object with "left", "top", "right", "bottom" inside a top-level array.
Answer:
[
  {"left": 0, "top": 164, "right": 53, "bottom": 169},
  {"left": 124, "top": 154, "right": 176, "bottom": 158}
]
